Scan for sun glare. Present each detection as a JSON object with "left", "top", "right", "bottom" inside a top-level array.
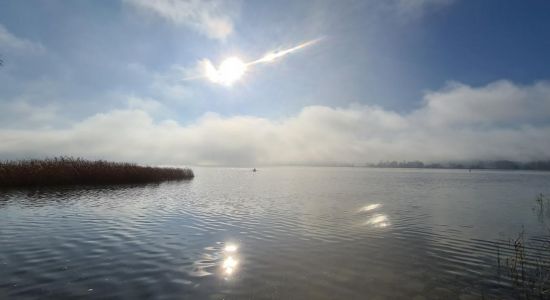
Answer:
[
  {"left": 224, "top": 243, "right": 238, "bottom": 252},
  {"left": 207, "top": 57, "right": 247, "bottom": 86},
  {"left": 192, "top": 38, "right": 323, "bottom": 86}
]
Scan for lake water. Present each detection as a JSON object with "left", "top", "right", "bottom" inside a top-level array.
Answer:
[{"left": 1, "top": 167, "right": 550, "bottom": 299}]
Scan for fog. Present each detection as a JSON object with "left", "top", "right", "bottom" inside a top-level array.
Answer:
[{"left": 1, "top": 80, "right": 549, "bottom": 165}]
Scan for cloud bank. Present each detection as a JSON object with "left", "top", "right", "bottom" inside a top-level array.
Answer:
[
  {"left": 1, "top": 80, "right": 549, "bottom": 165},
  {"left": 124, "top": 0, "right": 237, "bottom": 40}
]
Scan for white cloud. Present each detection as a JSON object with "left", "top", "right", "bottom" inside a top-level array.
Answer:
[
  {"left": 1, "top": 80, "right": 549, "bottom": 165},
  {"left": 124, "top": 0, "right": 237, "bottom": 40},
  {"left": 0, "top": 100, "right": 58, "bottom": 129},
  {"left": 0, "top": 24, "right": 44, "bottom": 53},
  {"left": 413, "top": 80, "right": 550, "bottom": 127}
]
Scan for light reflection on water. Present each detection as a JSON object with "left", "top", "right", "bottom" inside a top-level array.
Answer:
[
  {"left": 365, "top": 213, "right": 390, "bottom": 228},
  {"left": 1, "top": 167, "right": 550, "bottom": 299},
  {"left": 222, "top": 242, "right": 240, "bottom": 278},
  {"left": 222, "top": 256, "right": 238, "bottom": 276},
  {"left": 359, "top": 203, "right": 381, "bottom": 212},
  {"left": 359, "top": 203, "right": 390, "bottom": 228},
  {"left": 224, "top": 243, "right": 238, "bottom": 253},
  {"left": 190, "top": 242, "right": 241, "bottom": 279}
]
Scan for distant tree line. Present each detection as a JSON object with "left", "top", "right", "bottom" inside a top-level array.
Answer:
[{"left": 365, "top": 160, "right": 550, "bottom": 170}]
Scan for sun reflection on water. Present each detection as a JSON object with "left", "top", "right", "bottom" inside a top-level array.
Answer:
[
  {"left": 359, "top": 203, "right": 390, "bottom": 228},
  {"left": 359, "top": 203, "right": 381, "bottom": 212},
  {"left": 221, "top": 242, "right": 240, "bottom": 278},
  {"left": 365, "top": 213, "right": 390, "bottom": 228},
  {"left": 224, "top": 243, "right": 238, "bottom": 253},
  {"left": 222, "top": 256, "right": 238, "bottom": 275}
]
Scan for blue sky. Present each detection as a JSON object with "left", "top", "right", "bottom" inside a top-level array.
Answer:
[{"left": 1, "top": 0, "right": 549, "bottom": 165}]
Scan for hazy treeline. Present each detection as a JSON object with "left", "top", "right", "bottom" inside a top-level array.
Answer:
[
  {"left": 0, "top": 157, "right": 194, "bottom": 187},
  {"left": 365, "top": 160, "right": 550, "bottom": 170}
]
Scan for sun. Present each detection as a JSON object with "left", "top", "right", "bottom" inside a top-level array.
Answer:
[
  {"left": 206, "top": 57, "right": 247, "bottom": 86},
  {"left": 190, "top": 38, "right": 323, "bottom": 86}
]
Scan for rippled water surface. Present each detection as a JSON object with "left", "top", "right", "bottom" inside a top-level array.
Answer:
[{"left": 2, "top": 167, "right": 550, "bottom": 299}]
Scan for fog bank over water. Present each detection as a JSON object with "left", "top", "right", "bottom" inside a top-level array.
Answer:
[{"left": 1, "top": 80, "right": 549, "bottom": 165}]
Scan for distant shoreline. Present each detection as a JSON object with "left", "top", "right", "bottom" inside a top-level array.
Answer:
[
  {"left": 362, "top": 160, "right": 550, "bottom": 171},
  {"left": 226, "top": 160, "right": 550, "bottom": 171},
  {"left": 0, "top": 157, "right": 194, "bottom": 188},
  {"left": 362, "top": 166, "right": 550, "bottom": 172}
]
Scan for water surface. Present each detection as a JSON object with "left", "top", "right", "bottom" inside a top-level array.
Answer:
[{"left": 1, "top": 167, "right": 550, "bottom": 299}]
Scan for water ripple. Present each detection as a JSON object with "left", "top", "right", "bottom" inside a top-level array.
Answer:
[{"left": 1, "top": 167, "right": 550, "bottom": 299}]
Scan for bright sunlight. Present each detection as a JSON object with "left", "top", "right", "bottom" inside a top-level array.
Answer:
[{"left": 206, "top": 57, "right": 247, "bottom": 86}]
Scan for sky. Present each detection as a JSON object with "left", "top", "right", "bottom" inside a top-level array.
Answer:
[{"left": 0, "top": 0, "right": 549, "bottom": 166}]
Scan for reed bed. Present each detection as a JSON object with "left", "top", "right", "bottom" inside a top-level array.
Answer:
[
  {"left": 0, "top": 157, "right": 194, "bottom": 187},
  {"left": 493, "top": 194, "right": 550, "bottom": 299}
]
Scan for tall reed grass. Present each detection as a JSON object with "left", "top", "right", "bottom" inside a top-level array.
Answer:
[
  {"left": 495, "top": 194, "right": 550, "bottom": 299},
  {"left": 0, "top": 157, "right": 194, "bottom": 187}
]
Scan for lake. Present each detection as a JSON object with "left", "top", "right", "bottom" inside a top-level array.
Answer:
[{"left": 1, "top": 167, "right": 550, "bottom": 299}]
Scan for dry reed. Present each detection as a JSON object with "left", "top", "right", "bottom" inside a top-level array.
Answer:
[{"left": 0, "top": 157, "right": 193, "bottom": 187}]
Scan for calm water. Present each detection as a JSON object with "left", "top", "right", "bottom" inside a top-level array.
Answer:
[{"left": 1, "top": 167, "right": 550, "bottom": 299}]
